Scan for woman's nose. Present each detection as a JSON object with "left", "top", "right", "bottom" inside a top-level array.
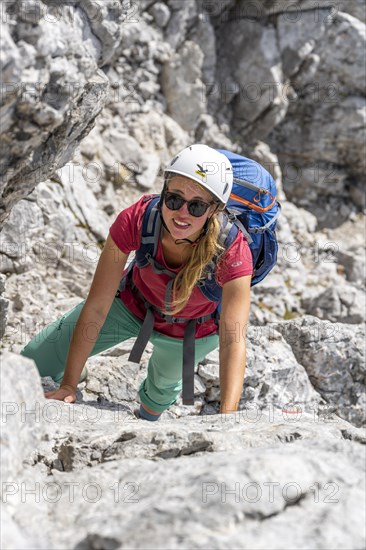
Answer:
[{"left": 178, "top": 201, "right": 190, "bottom": 215}]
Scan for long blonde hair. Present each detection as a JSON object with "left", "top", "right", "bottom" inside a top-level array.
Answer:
[{"left": 162, "top": 176, "right": 225, "bottom": 316}]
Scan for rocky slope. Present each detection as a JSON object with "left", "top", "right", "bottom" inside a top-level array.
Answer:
[{"left": 1, "top": 1, "right": 365, "bottom": 549}]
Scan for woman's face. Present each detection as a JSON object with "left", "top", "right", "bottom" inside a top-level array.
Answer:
[{"left": 162, "top": 176, "right": 218, "bottom": 242}]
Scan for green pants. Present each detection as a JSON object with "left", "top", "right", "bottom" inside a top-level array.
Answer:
[{"left": 20, "top": 298, "right": 219, "bottom": 413}]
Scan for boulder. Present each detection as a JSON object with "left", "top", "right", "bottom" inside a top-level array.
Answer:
[
  {"left": 162, "top": 41, "right": 207, "bottom": 133},
  {"left": 302, "top": 285, "right": 365, "bottom": 324},
  {"left": 277, "top": 316, "right": 366, "bottom": 427},
  {"left": 0, "top": 1, "right": 126, "bottom": 227}
]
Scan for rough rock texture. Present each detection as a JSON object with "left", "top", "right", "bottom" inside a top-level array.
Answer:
[
  {"left": 269, "top": 9, "right": 366, "bottom": 225},
  {"left": 1, "top": 352, "right": 366, "bottom": 550},
  {"left": 302, "top": 285, "right": 365, "bottom": 324},
  {"left": 162, "top": 41, "right": 207, "bottom": 132},
  {"left": 1, "top": 0, "right": 365, "bottom": 548},
  {"left": 1, "top": 352, "right": 47, "bottom": 484},
  {"left": 0, "top": 0, "right": 128, "bottom": 226},
  {"left": 212, "top": 3, "right": 366, "bottom": 226},
  {"left": 0, "top": 273, "right": 8, "bottom": 339},
  {"left": 278, "top": 316, "right": 366, "bottom": 428},
  {"left": 223, "top": 0, "right": 366, "bottom": 22}
]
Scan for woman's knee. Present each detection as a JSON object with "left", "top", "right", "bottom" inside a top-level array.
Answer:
[{"left": 19, "top": 312, "right": 78, "bottom": 381}]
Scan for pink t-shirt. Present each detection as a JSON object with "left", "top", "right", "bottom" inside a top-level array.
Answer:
[{"left": 109, "top": 195, "right": 253, "bottom": 339}]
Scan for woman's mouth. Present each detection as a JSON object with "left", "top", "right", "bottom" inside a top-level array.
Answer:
[{"left": 172, "top": 218, "right": 190, "bottom": 230}]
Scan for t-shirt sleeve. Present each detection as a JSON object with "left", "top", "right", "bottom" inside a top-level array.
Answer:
[
  {"left": 109, "top": 195, "right": 152, "bottom": 254},
  {"left": 215, "top": 230, "right": 253, "bottom": 286}
]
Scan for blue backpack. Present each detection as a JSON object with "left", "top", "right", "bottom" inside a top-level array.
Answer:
[
  {"left": 219, "top": 149, "right": 280, "bottom": 287},
  {"left": 117, "top": 150, "right": 280, "bottom": 405}
]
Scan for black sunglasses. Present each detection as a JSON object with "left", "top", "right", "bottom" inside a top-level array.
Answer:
[{"left": 164, "top": 191, "right": 215, "bottom": 217}]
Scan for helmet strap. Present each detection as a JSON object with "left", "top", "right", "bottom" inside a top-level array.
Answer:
[{"left": 173, "top": 217, "right": 210, "bottom": 247}]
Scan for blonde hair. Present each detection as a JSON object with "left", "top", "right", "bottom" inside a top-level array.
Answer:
[{"left": 162, "top": 175, "right": 225, "bottom": 316}]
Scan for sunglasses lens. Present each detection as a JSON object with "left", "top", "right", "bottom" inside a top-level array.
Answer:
[
  {"left": 165, "top": 194, "right": 184, "bottom": 211},
  {"left": 188, "top": 201, "right": 208, "bottom": 217},
  {"left": 164, "top": 193, "right": 211, "bottom": 217}
]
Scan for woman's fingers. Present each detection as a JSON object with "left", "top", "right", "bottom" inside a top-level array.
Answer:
[
  {"left": 64, "top": 393, "right": 75, "bottom": 403},
  {"left": 44, "top": 388, "right": 76, "bottom": 403}
]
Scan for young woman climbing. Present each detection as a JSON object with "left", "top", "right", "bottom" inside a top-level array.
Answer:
[{"left": 20, "top": 144, "right": 253, "bottom": 421}]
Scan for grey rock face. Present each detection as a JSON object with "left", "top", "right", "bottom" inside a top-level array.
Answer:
[
  {"left": 207, "top": 3, "right": 365, "bottom": 225},
  {"left": 1, "top": 1, "right": 365, "bottom": 548},
  {"left": 149, "top": 2, "right": 171, "bottom": 28},
  {"left": 1, "top": 350, "right": 365, "bottom": 549},
  {"left": 269, "top": 10, "right": 366, "bottom": 221},
  {"left": 219, "top": 0, "right": 365, "bottom": 24},
  {"left": 164, "top": 0, "right": 197, "bottom": 50},
  {"left": 0, "top": 352, "right": 47, "bottom": 483},
  {"left": 278, "top": 316, "right": 366, "bottom": 428},
  {"left": 0, "top": 274, "right": 9, "bottom": 339},
  {"left": 215, "top": 18, "right": 288, "bottom": 139},
  {"left": 162, "top": 41, "right": 206, "bottom": 132},
  {"left": 197, "top": 326, "right": 322, "bottom": 415},
  {"left": 0, "top": 1, "right": 127, "bottom": 226},
  {"left": 47, "top": 441, "right": 364, "bottom": 550},
  {"left": 302, "top": 285, "right": 365, "bottom": 324}
]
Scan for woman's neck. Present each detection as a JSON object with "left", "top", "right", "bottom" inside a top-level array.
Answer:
[
  {"left": 161, "top": 227, "right": 188, "bottom": 249},
  {"left": 160, "top": 228, "right": 194, "bottom": 268},
  {"left": 161, "top": 226, "right": 200, "bottom": 249}
]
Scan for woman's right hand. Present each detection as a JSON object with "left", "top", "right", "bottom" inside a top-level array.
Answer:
[{"left": 45, "top": 385, "right": 76, "bottom": 403}]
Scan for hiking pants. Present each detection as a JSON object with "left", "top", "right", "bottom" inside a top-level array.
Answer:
[{"left": 20, "top": 298, "right": 219, "bottom": 413}]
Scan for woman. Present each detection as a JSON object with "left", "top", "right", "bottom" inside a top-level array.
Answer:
[{"left": 21, "top": 144, "right": 253, "bottom": 421}]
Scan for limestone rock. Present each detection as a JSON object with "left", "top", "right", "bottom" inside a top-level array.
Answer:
[
  {"left": 56, "top": 163, "right": 110, "bottom": 241},
  {"left": 0, "top": 1, "right": 125, "bottom": 226},
  {"left": 0, "top": 274, "right": 9, "bottom": 339},
  {"left": 302, "top": 285, "right": 365, "bottom": 324},
  {"left": 149, "top": 2, "right": 171, "bottom": 28},
  {"left": 0, "top": 508, "right": 46, "bottom": 550},
  {"left": 45, "top": 440, "right": 364, "bottom": 550},
  {"left": 278, "top": 316, "right": 366, "bottom": 427},
  {"left": 162, "top": 41, "right": 207, "bottom": 133},
  {"left": 195, "top": 114, "right": 236, "bottom": 151},
  {"left": 0, "top": 2, "right": 365, "bottom": 547},
  {"left": 164, "top": 0, "right": 197, "bottom": 50},
  {"left": 3, "top": 376, "right": 365, "bottom": 550},
  {"left": 216, "top": 18, "right": 288, "bottom": 139},
  {"left": 228, "top": 0, "right": 365, "bottom": 24},
  {"left": 0, "top": 352, "right": 47, "bottom": 483},
  {"left": 189, "top": 10, "right": 217, "bottom": 83},
  {"left": 83, "top": 356, "right": 143, "bottom": 403},
  {"left": 269, "top": 11, "right": 366, "bottom": 221}
]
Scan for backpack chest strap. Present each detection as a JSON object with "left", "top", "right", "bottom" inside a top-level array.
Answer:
[{"left": 129, "top": 279, "right": 213, "bottom": 325}]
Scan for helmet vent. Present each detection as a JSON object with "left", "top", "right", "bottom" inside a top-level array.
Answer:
[{"left": 170, "top": 155, "right": 179, "bottom": 166}]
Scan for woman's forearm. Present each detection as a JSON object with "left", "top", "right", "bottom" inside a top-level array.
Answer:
[
  {"left": 219, "top": 341, "right": 246, "bottom": 413},
  {"left": 61, "top": 303, "right": 107, "bottom": 389}
]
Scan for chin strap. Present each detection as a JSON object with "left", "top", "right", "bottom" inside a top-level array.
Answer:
[{"left": 174, "top": 218, "right": 210, "bottom": 247}]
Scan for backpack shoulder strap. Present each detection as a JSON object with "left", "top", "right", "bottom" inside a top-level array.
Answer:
[
  {"left": 118, "top": 195, "right": 166, "bottom": 293},
  {"left": 136, "top": 195, "right": 162, "bottom": 267}
]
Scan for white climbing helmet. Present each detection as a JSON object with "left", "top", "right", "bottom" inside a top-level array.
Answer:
[{"left": 164, "top": 144, "right": 233, "bottom": 204}]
